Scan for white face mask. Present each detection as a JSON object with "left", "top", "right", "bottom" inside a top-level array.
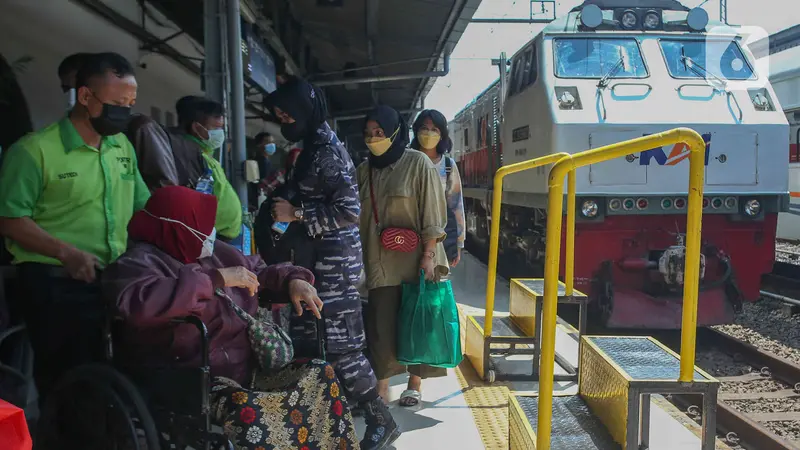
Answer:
[
  {"left": 206, "top": 128, "right": 226, "bottom": 149},
  {"left": 199, "top": 228, "right": 217, "bottom": 259},
  {"left": 143, "top": 210, "right": 216, "bottom": 260}
]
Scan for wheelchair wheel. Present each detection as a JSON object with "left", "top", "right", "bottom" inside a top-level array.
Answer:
[{"left": 36, "top": 363, "right": 161, "bottom": 450}]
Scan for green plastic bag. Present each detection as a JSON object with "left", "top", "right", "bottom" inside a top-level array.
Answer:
[{"left": 397, "top": 271, "right": 463, "bottom": 368}]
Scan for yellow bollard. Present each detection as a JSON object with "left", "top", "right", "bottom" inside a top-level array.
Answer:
[{"left": 537, "top": 128, "right": 707, "bottom": 449}]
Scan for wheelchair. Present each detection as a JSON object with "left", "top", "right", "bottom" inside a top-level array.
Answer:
[
  {"left": 36, "top": 314, "right": 234, "bottom": 450},
  {"left": 0, "top": 264, "right": 329, "bottom": 450}
]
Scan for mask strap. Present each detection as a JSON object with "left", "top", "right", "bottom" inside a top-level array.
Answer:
[{"left": 143, "top": 210, "right": 209, "bottom": 243}]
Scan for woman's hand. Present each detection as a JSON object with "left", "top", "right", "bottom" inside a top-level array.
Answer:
[
  {"left": 215, "top": 267, "right": 260, "bottom": 296},
  {"left": 288, "top": 279, "right": 324, "bottom": 319},
  {"left": 450, "top": 248, "right": 462, "bottom": 268},
  {"left": 272, "top": 197, "right": 296, "bottom": 222},
  {"left": 420, "top": 251, "right": 436, "bottom": 281}
]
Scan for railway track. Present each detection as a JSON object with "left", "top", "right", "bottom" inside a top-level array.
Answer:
[{"left": 668, "top": 329, "right": 800, "bottom": 450}]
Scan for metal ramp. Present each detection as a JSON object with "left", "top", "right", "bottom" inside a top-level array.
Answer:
[
  {"left": 464, "top": 278, "right": 587, "bottom": 383},
  {"left": 469, "top": 130, "right": 714, "bottom": 450},
  {"left": 510, "top": 395, "right": 620, "bottom": 450}
]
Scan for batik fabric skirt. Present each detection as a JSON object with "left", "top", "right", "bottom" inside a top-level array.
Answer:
[{"left": 210, "top": 359, "right": 359, "bottom": 450}]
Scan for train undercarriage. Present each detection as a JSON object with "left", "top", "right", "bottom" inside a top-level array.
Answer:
[{"left": 464, "top": 196, "right": 777, "bottom": 329}]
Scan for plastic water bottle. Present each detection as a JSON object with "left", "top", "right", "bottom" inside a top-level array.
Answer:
[{"left": 196, "top": 169, "right": 214, "bottom": 195}]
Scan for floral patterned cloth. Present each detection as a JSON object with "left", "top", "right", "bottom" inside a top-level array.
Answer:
[{"left": 210, "top": 359, "right": 359, "bottom": 450}]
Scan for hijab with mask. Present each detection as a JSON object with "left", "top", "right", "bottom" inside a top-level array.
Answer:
[
  {"left": 364, "top": 105, "right": 409, "bottom": 169},
  {"left": 265, "top": 76, "right": 327, "bottom": 144},
  {"left": 128, "top": 186, "right": 218, "bottom": 264}
]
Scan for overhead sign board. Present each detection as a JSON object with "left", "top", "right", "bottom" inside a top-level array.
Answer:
[{"left": 242, "top": 22, "right": 277, "bottom": 94}]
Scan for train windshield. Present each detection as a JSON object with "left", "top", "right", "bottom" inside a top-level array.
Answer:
[
  {"left": 553, "top": 38, "right": 647, "bottom": 79},
  {"left": 660, "top": 39, "right": 755, "bottom": 80}
]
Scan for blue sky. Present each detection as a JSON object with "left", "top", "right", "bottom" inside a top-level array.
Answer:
[{"left": 425, "top": 0, "right": 799, "bottom": 119}]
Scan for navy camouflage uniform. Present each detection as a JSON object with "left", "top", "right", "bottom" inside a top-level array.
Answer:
[{"left": 285, "top": 123, "right": 377, "bottom": 403}]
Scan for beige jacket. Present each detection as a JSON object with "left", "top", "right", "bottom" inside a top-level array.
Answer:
[{"left": 357, "top": 149, "right": 449, "bottom": 290}]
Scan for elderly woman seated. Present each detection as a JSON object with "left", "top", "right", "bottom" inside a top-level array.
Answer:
[{"left": 103, "top": 186, "right": 358, "bottom": 450}]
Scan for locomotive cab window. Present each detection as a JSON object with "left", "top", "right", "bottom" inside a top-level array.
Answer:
[
  {"left": 553, "top": 38, "right": 647, "bottom": 79},
  {"left": 659, "top": 39, "right": 755, "bottom": 80},
  {"left": 509, "top": 46, "right": 538, "bottom": 97}
]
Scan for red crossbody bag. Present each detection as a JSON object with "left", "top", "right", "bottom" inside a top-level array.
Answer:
[{"left": 368, "top": 167, "right": 420, "bottom": 252}]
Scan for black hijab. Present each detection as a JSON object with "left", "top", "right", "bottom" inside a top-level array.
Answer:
[
  {"left": 364, "top": 105, "right": 409, "bottom": 169},
  {"left": 265, "top": 76, "right": 328, "bottom": 144}
]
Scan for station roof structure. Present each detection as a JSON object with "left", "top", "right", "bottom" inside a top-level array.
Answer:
[{"left": 146, "top": 0, "right": 483, "bottom": 155}]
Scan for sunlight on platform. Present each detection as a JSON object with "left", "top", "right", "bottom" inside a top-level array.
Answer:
[{"left": 355, "top": 252, "right": 727, "bottom": 449}]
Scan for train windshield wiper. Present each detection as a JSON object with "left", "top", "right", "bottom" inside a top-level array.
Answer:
[
  {"left": 597, "top": 47, "right": 630, "bottom": 89},
  {"left": 680, "top": 50, "right": 727, "bottom": 91}
]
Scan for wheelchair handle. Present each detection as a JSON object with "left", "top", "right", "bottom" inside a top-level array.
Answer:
[{"left": 170, "top": 316, "right": 210, "bottom": 368}]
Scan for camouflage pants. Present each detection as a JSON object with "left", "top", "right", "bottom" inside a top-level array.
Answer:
[{"left": 277, "top": 301, "right": 379, "bottom": 404}]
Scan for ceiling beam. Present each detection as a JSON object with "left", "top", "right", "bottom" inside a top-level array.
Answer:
[
  {"left": 365, "top": 0, "right": 380, "bottom": 105},
  {"left": 409, "top": 0, "right": 468, "bottom": 112}
]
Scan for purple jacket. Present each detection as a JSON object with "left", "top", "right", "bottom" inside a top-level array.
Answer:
[{"left": 103, "top": 240, "right": 314, "bottom": 385}]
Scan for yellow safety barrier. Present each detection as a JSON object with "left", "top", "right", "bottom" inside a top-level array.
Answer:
[
  {"left": 483, "top": 153, "right": 576, "bottom": 337},
  {"left": 536, "top": 128, "right": 707, "bottom": 450}
]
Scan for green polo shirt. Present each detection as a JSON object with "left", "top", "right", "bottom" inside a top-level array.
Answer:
[
  {"left": 186, "top": 135, "right": 243, "bottom": 239},
  {"left": 0, "top": 117, "right": 150, "bottom": 266}
]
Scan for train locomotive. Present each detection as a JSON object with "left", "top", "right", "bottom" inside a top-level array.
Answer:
[{"left": 450, "top": 0, "right": 789, "bottom": 328}]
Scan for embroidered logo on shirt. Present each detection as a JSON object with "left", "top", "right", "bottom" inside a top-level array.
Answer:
[{"left": 58, "top": 172, "right": 78, "bottom": 180}]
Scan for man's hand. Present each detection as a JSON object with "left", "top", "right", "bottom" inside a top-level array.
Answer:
[
  {"left": 272, "top": 197, "right": 297, "bottom": 223},
  {"left": 450, "top": 248, "right": 462, "bottom": 268},
  {"left": 58, "top": 246, "right": 100, "bottom": 283},
  {"left": 216, "top": 266, "right": 260, "bottom": 296},
  {"left": 288, "top": 279, "right": 323, "bottom": 319}
]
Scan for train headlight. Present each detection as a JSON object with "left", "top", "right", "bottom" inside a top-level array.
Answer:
[
  {"left": 608, "top": 198, "right": 622, "bottom": 211},
  {"left": 620, "top": 10, "right": 638, "bottom": 29},
  {"left": 581, "top": 200, "right": 599, "bottom": 218},
  {"left": 743, "top": 199, "right": 761, "bottom": 217},
  {"left": 724, "top": 197, "right": 737, "bottom": 209},
  {"left": 643, "top": 11, "right": 661, "bottom": 29}
]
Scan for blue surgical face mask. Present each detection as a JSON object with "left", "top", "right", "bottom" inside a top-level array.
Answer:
[
  {"left": 206, "top": 129, "right": 226, "bottom": 149},
  {"left": 265, "top": 143, "right": 276, "bottom": 155}
]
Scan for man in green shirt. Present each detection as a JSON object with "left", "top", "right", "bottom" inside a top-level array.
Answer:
[
  {"left": 177, "top": 98, "right": 243, "bottom": 240},
  {"left": 0, "top": 52, "right": 149, "bottom": 397}
]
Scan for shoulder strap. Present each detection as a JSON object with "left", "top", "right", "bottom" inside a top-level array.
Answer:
[
  {"left": 368, "top": 165, "right": 380, "bottom": 228},
  {"left": 444, "top": 156, "right": 452, "bottom": 193}
]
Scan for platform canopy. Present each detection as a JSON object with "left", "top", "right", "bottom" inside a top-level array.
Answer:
[{"left": 147, "top": 0, "right": 482, "bottom": 159}]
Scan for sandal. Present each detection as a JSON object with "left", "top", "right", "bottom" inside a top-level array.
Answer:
[{"left": 399, "top": 389, "right": 421, "bottom": 407}]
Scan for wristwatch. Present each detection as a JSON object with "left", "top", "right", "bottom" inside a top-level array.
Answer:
[{"left": 293, "top": 205, "right": 305, "bottom": 221}]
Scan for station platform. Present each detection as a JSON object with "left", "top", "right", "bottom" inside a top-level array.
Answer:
[{"left": 355, "top": 252, "right": 729, "bottom": 449}]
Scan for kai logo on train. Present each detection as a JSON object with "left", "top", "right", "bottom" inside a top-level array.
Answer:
[{"left": 638, "top": 133, "right": 712, "bottom": 166}]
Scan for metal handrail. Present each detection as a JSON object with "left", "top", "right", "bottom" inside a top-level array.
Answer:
[
  {"left": 483, "top": 153, "right": 576, "bottom": 337},
  {"left": 536, "top": 128, "right": 707, "bottom": 450}
]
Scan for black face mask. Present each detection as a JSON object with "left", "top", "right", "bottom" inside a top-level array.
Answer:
[
  {"left": 90, "top": 103, "right": 132, "bottom": 137},
  {"left": 280, "top": 120, "right": 307, "bottom": 143}
]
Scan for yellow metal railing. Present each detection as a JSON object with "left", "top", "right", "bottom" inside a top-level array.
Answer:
[
  {"left": 483, "top": 153, "right": 577, "bottom": 337},
  {"left": 536, "top": 128, "right": 707, "bottom": 450}
]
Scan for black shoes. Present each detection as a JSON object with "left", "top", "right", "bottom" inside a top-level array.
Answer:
[{"left": 359, "top": 397, "right": 401, "bottom": 450}]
